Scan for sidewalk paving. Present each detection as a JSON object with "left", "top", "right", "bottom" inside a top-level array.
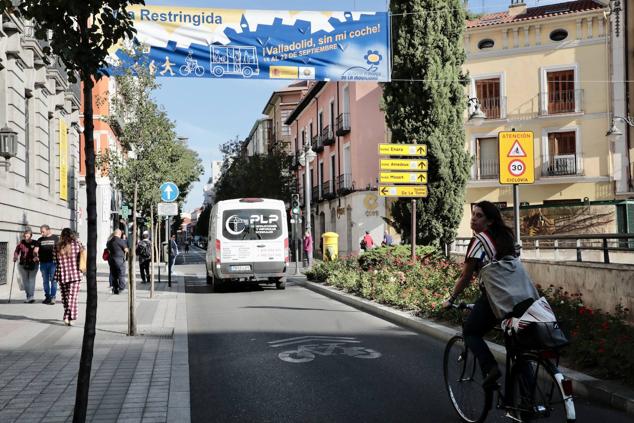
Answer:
[{"left": 0, "top": 263, "right": 190, "bottom": 423}]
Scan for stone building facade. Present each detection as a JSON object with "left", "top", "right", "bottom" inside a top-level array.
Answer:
[{"left": 0, "top": 14, "right": 81, "bottom": 285}]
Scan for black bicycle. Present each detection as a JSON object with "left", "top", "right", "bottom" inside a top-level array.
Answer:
[{"left": 443, "top": 303, "right": 576, "bottom": 422}]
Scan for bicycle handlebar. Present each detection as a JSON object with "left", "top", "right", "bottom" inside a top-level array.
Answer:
[{"left": 450, "top": 302, "right": 474, "bottom": 310}]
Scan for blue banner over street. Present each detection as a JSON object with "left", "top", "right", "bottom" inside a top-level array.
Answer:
[{"left": 109, "top": 6, "right": 391, "bottom": 82}]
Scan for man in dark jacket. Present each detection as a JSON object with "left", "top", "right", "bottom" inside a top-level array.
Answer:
[
  {"left": 107, "top": 229, "right": 129, "bottom": 294},
  {"left": 136, "top": 232, "right": 152, "bottom": 284}
]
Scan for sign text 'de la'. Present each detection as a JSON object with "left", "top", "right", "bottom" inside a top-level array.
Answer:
[
  {"left": 379, "top": 172, "right": 427, "bottom": 184},
  {"left": 380, "top": 159, "right": 428, "bottom": 171},
  {"left": 379, "top": 185, "right": 428, "bottom": 198},
  {"left": 378, "top": 143, "right": 427, "bottom": 157},
  {"left": 498, "top": 131, "right": 535, "bottom": 184}
]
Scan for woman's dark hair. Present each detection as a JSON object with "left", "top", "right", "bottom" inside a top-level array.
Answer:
[
  {"left": 56, "top": 227, "right": 77, "bottom": 256},
  {"left": 475, "top": 201, "right": 516, "bottom": 258}
]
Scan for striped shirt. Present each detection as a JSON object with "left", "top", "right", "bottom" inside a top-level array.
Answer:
[{"left": 465, "top": 231, "right": 498, "bottom": 272}]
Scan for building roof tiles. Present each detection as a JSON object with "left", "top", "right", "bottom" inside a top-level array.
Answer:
[{"left": 467, "top": 0, "right": 604, "bottom": 29}]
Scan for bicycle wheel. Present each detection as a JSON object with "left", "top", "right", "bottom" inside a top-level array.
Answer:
[
  {"left": 509, "top": 358, "right": 575, "bottom": 422},
  {"left": 443, "top": 335, "right": 491, "bottom": 423}
]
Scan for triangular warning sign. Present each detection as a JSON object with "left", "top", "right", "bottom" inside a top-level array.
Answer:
[{"left": 508, "top": 141, "right": 527, "bottom": 157}]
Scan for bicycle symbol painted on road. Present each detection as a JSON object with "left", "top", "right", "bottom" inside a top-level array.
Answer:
[{"left": 268, "top": 335, "right": 381, "bottom": 363}]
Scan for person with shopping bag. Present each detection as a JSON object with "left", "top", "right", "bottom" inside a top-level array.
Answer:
[
  {"left": 53, "top": 228, "right": 85, "bottom": 326},
  {"left": 12, "top": 229, "right": 39, "bottom": 303},
  {"left": 442, "top": 201, "right": 538, "bottom": 389}
]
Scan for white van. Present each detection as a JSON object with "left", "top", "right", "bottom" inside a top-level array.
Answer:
[{"left": 205, "top": 198, "right": 289, "bottom": 290}]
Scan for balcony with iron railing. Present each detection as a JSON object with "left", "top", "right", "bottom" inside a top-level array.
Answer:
[
  {"left": 336, "top": 113, "right": 351, "bottom": 136},
  {"left": 311, "top": 133, "right": 324, "bottom": 153},
  {"left": 321, "top": 125, "right": 335, "bottom": 146},
  {"left": 337, "top": 173, "right": 353, "bottom": 194},
  {"left": 474, "top": 159, "right": 499, "bottom": 180},
  {"left": 539, "top": 89, "right": 584, "bottom": 115},
  {"left": 479, "top": 96, "right": 507, "bottom": 120},
  {"left": 322, "top": 180, "right": 336, "bottom": 200},
  {"left": 544, "top": 155, "right": 578, "bottom": 176}
]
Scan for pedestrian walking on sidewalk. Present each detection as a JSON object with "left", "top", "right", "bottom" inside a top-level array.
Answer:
[
  {"left": 12, "top": 229, "right": 39, "bottom": 303},
  {"left": 54, "top": 228, "right": 85, "bottom": 326},
  {"left": 303, "top": 230, "right": 313, "bottom": 267},
  {"left": 35, "top": 224, "right": 59, "bottom": 304},
  {"left": 136, "top": 232, "right": 152, "bottom": 284},
  {"left": 169, "top": 234, "right": 179, "bottom": 269},
  {"left": 107, "top": 229, "right": 129, "bottom": 294}
]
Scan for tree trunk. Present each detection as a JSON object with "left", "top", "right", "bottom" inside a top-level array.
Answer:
[
  {"left": 74, "top": 74, "right": 96, "bottom": 423},
  {"left": 128, "top": 181, "right": 137, "bottom": 336}
]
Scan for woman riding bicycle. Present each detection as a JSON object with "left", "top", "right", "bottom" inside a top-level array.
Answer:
[{"left": 443, "top": 201, "right": 517, "bottom": 389}]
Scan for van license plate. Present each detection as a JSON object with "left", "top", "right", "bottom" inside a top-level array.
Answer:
[{"left": 230, "top": 265, "right": 251, "bottom": 272}]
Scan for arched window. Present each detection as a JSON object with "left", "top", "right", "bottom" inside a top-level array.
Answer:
[
  {"left": 477, "top": 39, "right": 495, "bottom": 49},
  {"left": 549, "top": 29, "right": 568, "bottom": 42}
]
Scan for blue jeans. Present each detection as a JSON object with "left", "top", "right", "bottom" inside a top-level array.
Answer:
[{"left": 40, "top": 262, "right": 57, "bottom": 299}]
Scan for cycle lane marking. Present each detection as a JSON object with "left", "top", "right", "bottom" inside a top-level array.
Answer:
[{"left": 269, "top": 335, "right": 382, "bottom": 363}]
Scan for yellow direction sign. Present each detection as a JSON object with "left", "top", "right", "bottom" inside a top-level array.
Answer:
[
  {"left": 379, "top": 185, "right": 428, "bottom": 198},
  {"left": 498, "top": 131, "right": 535, "bottom": 184},
  {"left": 380, "top": 159, "right": 428, "bottom": 171},
  {"left": 378, "top": 144, "right": 427, "bottom": 157},
  {"left": 380, "top": 172, "right": 427, "bottom": 184}
]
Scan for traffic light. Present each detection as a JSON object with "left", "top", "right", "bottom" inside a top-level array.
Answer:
[{"left": 291, "top": 194, "right": 300, "bottom": 215}]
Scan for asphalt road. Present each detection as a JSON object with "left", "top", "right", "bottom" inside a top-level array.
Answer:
[{"left": 180, "top": 255, "right": 632, "bottom": 422}]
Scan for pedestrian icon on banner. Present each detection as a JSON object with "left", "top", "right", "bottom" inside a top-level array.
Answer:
[{"left": 508, "top": 141, "right": 527, "bottom": 157}]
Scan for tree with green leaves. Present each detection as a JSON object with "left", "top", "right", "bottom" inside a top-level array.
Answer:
[
  {"left": 0, "top": 2, "right": 143, "bottom": 421},
  {"left": 382, "top": 0, "right": 471, "bottom": 247},
  {"left": 214, "top": 136, "right": 295, "bottom": 202}
]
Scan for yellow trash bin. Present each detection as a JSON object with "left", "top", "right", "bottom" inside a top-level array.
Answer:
[{"left": 321, "top": 232, "right": 339, "bottom": 261}]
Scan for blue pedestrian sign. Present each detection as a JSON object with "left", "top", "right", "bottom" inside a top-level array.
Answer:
[{"left": 160, "top": 182, "right": 179, "bottom": 202}]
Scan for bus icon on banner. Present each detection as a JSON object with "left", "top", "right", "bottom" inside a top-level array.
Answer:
[{"left": 209, "top": 46, "right": 260, "bottom": 78}]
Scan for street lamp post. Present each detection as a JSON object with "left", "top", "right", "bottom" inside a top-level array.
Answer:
[{"left": 299, "top": 144, "right": 317, "bottom": 233}]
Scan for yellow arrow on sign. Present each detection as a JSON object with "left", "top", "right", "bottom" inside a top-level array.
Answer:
[
  {"left": 380, "top": 172, "right": 427, "bottom": 184},
  {"left": 379, "top": 185, "right": 428, "bottom": 198},
  {"left": 380, "top": 159, "right": 428, "bottom": 171},
  {"left": 378, "top": 144, "right": 427, "bottom": 157}
]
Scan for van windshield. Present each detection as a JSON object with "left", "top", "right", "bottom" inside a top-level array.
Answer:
[{"left": 222, "top": 209, "right": 283, "bottom": 241}]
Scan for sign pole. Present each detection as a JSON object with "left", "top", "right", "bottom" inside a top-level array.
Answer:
[
  {"left": 513, "top": 184, "right": 521, "bottom": 246},
  {"left": 294, "top": 220, "right": 300, "bottom": 275},
  {"left": 167, "top": 216, "right": 172, "bottom": 288},
  {"left": 411, "top": 198, "right": 416, "bottom": 262}
]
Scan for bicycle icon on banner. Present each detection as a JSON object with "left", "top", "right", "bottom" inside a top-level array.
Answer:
[
  {"left": 180, "top": 50, "right": 205, "bottom": 77},
  {"left": 268, "top": 335, "right": 381, "bottom": 364}
]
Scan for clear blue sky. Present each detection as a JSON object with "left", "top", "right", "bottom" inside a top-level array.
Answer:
[{"left": 145, "top": 0, "right": 562, "bottom": 212}]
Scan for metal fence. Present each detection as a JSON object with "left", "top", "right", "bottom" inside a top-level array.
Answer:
[{"left": 451, "top": 233, "right": 634, "bottom": 264}]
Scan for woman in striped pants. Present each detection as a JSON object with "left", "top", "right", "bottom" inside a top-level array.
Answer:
[{"left": 54, "top": 228, "right": 84, "bottom": 326}]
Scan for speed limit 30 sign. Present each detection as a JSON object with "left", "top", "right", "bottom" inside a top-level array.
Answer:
[{"left": 499, "top": 131, "right": 534, "bottom": 184}]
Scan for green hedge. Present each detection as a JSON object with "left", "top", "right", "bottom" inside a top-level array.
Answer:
[{"left": 305, "top": 247, "right": 634, "bottom": 386}]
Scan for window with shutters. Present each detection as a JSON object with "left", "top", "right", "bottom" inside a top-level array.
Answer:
[
  {"left": 547, "top": 70, "right": 575, "bottom": 114},
  {"left": 546, "top": 131, "right": 577, "bottom": 176},
  {"left": 475, "top": 78, "right": 501, "bottom": 119},
  {"left": 475, "top": 137, "right": 499, "bottom": 179}
]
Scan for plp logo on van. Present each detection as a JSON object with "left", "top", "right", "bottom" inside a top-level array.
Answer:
[
  {"left": 225, "top": 215, "right": 247, "bottom": 236},
  {"left": 225, "top": 214, "right": 280, "bottom": 236}
]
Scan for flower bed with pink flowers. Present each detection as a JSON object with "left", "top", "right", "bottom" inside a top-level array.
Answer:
[{"left": 306, "top": 246, "right": 634, "bottom": 386}]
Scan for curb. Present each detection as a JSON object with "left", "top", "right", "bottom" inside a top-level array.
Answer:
[
  {"left": 167, "top": 276, "right": 190, "bottom": 423},
  {"left": 296, "top": 279, "right": 634, "bottom": 416}
]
